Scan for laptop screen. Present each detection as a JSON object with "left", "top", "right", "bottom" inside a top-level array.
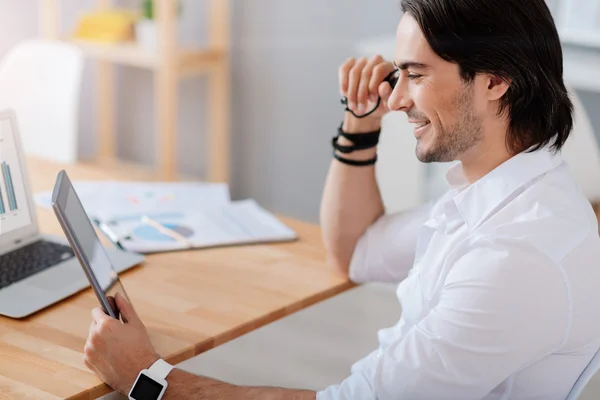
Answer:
[{"left": 0, "top": 116, "right": 32, "bottom": 235}]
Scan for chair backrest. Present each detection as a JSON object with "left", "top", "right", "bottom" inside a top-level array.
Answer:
[
  {"left": 0, "top": 39, "right": 84, "bottom": 163},
  {"left": 561, "top": 88, "right": 600, "bottom": 399},
  {"left": 560, "top": 86, "right": 600, "bottom": 203},
  {"left": 566, "top": 347, "right": 600, "bottom": 400}
]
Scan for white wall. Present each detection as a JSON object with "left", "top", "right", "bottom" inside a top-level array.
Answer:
[{"left": 0, "top": 1, "right": 38, "bottom": 55}]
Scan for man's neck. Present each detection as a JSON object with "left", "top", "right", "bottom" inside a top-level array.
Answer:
[
  {"left": 457, "top": 115, "right": 515, "bottom": 184},
  {"left": 459, "top": 142, "right": 513, "bottom": 184}
]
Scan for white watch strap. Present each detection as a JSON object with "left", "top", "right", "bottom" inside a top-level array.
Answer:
[{"left": 148, "top": 359, "right": 174, "bottom": 381}]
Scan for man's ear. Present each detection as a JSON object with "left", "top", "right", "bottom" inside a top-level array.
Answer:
[{"left": 486, "top": 75, "right": 511, "bottom": 101}]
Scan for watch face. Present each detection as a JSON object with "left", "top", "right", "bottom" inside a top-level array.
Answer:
[{"left": 130, "top": 373, "right": 164, "bottom": 399}]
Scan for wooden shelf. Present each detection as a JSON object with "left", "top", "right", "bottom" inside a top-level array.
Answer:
[
  {"left": 70, "top": 39, "right": 158, "bottom": 68},
  {"left": 74, "top": 156, "right": 199, "bottom": 181},
  {"left": 41, "top": 0, "right": 231, "bottom": 182},
  {"left": 68, "top": 39, "right": 225, "bottom": 73}
]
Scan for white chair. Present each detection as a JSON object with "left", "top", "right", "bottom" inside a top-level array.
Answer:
[
  {"left": 560, "top": 85, "right": 600, "bottom": 203},
  {"left": 0, "top": 39, "right": 84, "bottom": 163},
  {"left": 567, "top": 348, "right": 600, "bottom": 399}
]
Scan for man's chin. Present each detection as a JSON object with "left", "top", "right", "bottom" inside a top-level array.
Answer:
[
  {"left": 416, "top": 147, "right": 456, "bottom": 164},
  {"left": 415, "top": 142, "right": 435, "bottom": 163}
]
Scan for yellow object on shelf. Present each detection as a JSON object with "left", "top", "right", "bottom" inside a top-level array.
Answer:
[{"left": 73, "top": 9, "right": 139, "bottom": 43}]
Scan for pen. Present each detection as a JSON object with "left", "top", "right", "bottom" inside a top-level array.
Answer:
[{"left": 140, "top": 215, "right": 193, "bottom": 248}]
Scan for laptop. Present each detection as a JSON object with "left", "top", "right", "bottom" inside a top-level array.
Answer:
[{"left": 0, "top": 109, "right": 144, "bottom": 319}]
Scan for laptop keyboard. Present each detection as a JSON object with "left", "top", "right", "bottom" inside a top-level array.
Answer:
[{"left": 0, "top": 240, "right": 75, "bottom": 290}]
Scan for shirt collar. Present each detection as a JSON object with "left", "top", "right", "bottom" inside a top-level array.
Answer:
[{"left": 445, "top": 148, "right": 564, "bottom": 231}]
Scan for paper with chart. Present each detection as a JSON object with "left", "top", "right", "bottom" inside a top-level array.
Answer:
[
  {"left": 34, "top": 179, "right": 297, "bottom": 253},
  {"left": 34, "top": 180, "right": 231, "bottom": 219},
  {"left": 98, "top": 199, "right": 298, "bottom": 253}
]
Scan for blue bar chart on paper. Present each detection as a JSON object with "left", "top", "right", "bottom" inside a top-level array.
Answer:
[{"left": 1, "top": 162, "right": 18, "bottom": 212}]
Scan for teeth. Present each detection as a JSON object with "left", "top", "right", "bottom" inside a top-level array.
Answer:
[{"left": 415, "top": 121, "right": 430, "bottom": 128}]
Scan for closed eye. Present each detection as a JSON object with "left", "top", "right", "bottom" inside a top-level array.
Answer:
[{"left": 407, "top": 74, "right": 422, "bottom": 80}]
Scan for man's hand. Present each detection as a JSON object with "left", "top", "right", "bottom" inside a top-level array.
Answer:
[
  {"left": 320, "top": 55, "right": 391, "bottom": 274},
  {"left": 84, "top": 292, "right": 160, "bottom": 395},
  {"left": 339, "top": 55, "right": 396, "bottom": 132}
]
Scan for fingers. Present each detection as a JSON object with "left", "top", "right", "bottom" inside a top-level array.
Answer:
[
  {"left": 115, "top": 292, "right": 140, "bottom": 325},
  {"left": 91, "top": 307, "right": 111, "bottom": 324},
  {"left": 370, "top": 63, "right": 396, "bottom": 95},
  {"left": 357, "top": 55, "right": 384, "bottom": 107},
  {"left": 346, "top": 57, "right": 368, "bottom": 111},
  {"left": 85, "top": 318, "right": 101, "bottom": 373},
  {"left": 338, "top": 57, "right": 356, "bottom": 97},
  {"left": 339, "top": 55, "right": 393, "bottom": 116},
  {"left": 83, "top": 343, "right": 96, "bottom": 372},
  {"left": 379, "top": 80, "right": 394, "bottom": 104}
]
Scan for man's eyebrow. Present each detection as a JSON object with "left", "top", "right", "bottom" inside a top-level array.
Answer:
[{"left": 393, "top": 60, "right": 430, "bottom": 70}]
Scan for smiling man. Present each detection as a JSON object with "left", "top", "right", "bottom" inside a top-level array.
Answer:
[{"left": 84, "top": 0, "right": 600, "bottom": 399}]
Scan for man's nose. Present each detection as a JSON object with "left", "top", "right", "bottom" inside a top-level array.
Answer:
[{"left": 387, "top": 80, "right": 413, "bottom": 112}]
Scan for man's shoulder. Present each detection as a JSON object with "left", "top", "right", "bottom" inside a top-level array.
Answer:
[{"left": 477, "top": 171, "right": 599, "bottom": 264}]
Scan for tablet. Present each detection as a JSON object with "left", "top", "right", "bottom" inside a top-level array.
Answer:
[{"left": 51, "top": 170, "right": 129, "bottom": 319}]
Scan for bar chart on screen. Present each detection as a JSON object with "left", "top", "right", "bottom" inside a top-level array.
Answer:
[
  {"left": 0, "top": 161, "right": 18, "bottom": 213},
  {"left": 0, "top": 118, "right": 32, "bottom": 234}
]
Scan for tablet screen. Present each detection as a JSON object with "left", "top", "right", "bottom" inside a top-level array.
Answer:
[{"left": 53, "top": 171, "right": 127, "bottom": 318}]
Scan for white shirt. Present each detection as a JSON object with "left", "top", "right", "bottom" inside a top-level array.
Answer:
[{"left": 318, "top": 149, "right": 600, "bottom": 400}]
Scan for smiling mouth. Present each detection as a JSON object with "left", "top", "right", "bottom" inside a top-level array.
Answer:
[
  {"left": 412, "top": 120, "right": 431, "bottom": 128},
  {"left": 410, "top": 120, "right": 431, "bottom": 138},
  {"left": 411, "top": 121, "right": 431, "bottom": 131}
]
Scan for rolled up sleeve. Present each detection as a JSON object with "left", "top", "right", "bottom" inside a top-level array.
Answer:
[{"left": 349, "top": 202, "right": 432, "bottom": 284}]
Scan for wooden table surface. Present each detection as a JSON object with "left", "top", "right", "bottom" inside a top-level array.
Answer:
[{"left": 0, "top": 158, "right": 353, "bottom": 400}]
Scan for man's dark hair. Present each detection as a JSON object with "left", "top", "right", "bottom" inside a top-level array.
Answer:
[{"left": 401, "top": 0, "right": 573, "bottom": 153}]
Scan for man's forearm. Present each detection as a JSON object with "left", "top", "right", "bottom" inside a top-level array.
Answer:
[
  {"left": 320, "top": 114, "right": 385, "bottom": 274},
  {"left": 163, "top": 369, "right": 317, "bottom": 400}
]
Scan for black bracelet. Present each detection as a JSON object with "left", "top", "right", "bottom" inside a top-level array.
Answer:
[
  {"left": 338, "top": 123, "right": 380, "bottom": 146},
  {"left": 332, "top": 136, "right": 379, "bottom": 154},
  {"left": 333, "top": 150, "right": 377, "bottom": 166},
  {"left": 331, "top": 123, "right": 381, "bottom": 153}
]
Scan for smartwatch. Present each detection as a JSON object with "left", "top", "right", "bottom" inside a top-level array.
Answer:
[{"left": 128, "top": 359, "right": 174, "bottom": 400}]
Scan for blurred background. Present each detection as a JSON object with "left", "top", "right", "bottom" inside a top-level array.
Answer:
[{"left": 2, "top": 0, "right": 600, "bottom": 224}]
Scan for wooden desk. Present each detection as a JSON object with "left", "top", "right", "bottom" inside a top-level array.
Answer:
[{"left": 0, "top": 158, "right": 353, "bottom": 400}]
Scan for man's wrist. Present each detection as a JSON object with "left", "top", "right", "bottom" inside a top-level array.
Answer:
[
  {"left": 334, "top": 138, "right": 377, "bottom": 162},
  {"left": 123, "top": 353, "right": 161, "bottom": 395},
  {"left": 342, "top": 112, "right": 382, "bottom": 134},
  {"left": 335, "top": 113, "right": 380, "bottom": 162}
]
